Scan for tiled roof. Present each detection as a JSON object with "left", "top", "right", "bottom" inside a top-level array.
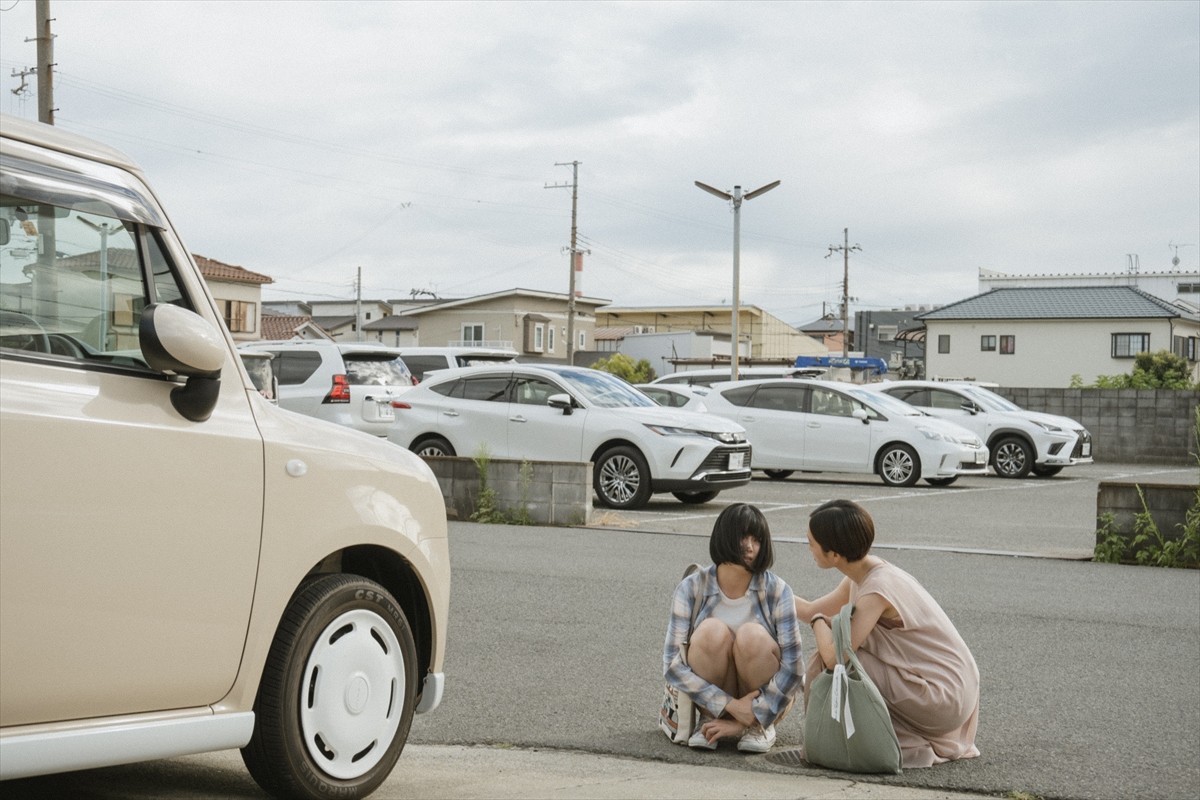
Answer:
[
  {"left": 193, "top": 254, "right": 274, "bottom": 285},
  {"left": 917, "top": 286, "right": 1181, "bottom": 320},
  {"left": 261, "top": 314, "right": 326, "bottom": 340}
]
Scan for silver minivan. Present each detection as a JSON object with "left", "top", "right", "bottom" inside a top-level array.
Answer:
[{"left": 0, "top": 115, "right": 450, "bottom": 799}]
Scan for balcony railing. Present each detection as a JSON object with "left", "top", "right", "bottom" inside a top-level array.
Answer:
[{"left": 446, "top": 340, "right": 514, "bottom": 349}]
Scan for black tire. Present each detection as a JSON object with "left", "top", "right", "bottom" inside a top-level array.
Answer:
[
  {"left": 991, "top": 436, "right": 1033, "bottom": 478},
  {"left": 763, "top": 470, "right": 794, "bottom": 480},
  {"left": 925, "top": 476, "right": 958, "bottom": 486},
  {"left": 413, "top": 436, "right": 455, "bottom": 458},
  {"left": 878, "top": 443, "right": 921, "bottom": 487},
  {"left": 241, "top": 574, "right": 417, "bottom": 800},
  {"left": 1032, "top": 464, "right": 1064, "bottom": 478},
  {"left": 672, "top": 490, "right": 719, "bottom": 504},
  {"left": 594, "top": 445, "right": 652, "bottom": 509}
]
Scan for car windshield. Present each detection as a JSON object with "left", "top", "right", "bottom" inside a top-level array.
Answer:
[
  {"left": 959, "top": 385, "right": 1020, "bottom": 412},
  {"left": 342, "top": 354, "right": 412, "bottom": 386},
  {"left": 557, "top": 369, "right": 656, "bottom": 408},
  {"left": 849, "top": 387, "right": 922, "bottom": 416}
]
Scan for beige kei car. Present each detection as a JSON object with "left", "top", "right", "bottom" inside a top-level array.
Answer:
[{"left": 0, "top": 116, "right": 450, "bottom": 799}]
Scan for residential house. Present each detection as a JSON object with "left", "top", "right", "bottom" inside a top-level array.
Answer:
[
  {"left": 853, "top": 307, "right": 931, "bottom": 378},
  {"left": 796, "top": 313, "right": 851, "bottom": 355},
  {"left": 194, "top": 255, "right": 273, "bottom": 342},
  {"left": 917, "top": 286, "right": 1200, "bottom": 388},
  {"left": 395, "top": 288, "right": 610, "bottom": 360},
  {"left": 979, "top": 266, "right": 1199, "bottom": 312},
  {"left": 589, "top": 328, "right": 750, "bottom": 378},
  {"left": 595, "top": 304, "right": 826, "bottom": 374},
  {"left": 260, "top": 315, "right": 331, "bottom": 341}
]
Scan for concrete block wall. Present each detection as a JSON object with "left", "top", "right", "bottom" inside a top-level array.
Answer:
[
  {"left": 421, "top": 456, "right": 592, "bottom": 526},
  {"left": 1095, "top": 481, "right": 1199, "bottom": 561},
  {"left": 998, "top": 388, "right": 1200, "bottom": 465}
]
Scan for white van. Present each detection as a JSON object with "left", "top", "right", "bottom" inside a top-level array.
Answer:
[
  {"left": 391, "top": 345, "right": 518, "bottom": 382},
  {"left": 0, "top": 115, "right": 450, "bottom": 799}
]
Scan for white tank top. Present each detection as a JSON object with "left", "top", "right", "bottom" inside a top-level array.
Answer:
[{"left": 711, "top": 588, "right": 755, "bottom": 632}]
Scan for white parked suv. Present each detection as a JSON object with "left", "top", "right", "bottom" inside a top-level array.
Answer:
[
  {"left": 865, "top": 380, "right": 1093, "bottom": 478},
  {"left": 701, "top": 378, "right": 989, "bottom": 487},
  {"left": 388, "top": 364, "right": 752, "bottom": 508},
  {"left": 240, "top": 340, "right": 416, "bottom": 437},
  {"left": 0, "top": 115, "right": 449, "bottom": 799}
]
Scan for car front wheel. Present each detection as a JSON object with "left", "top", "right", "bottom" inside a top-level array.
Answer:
[
  {"left": 242, "top": 574, "right": 417, "bottom": 800},
  {"left": 878, "top": 444, "right": 920, "bottom": 487},
  {"left": 594, "top": 445, "right": 652, "bottom": 509},
  {"left": 992, "top": 436, "right": 1033, "bottom": 478}
]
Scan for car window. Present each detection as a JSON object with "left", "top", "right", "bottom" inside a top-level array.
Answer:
[
  {"left": 888, "top": 387, "right": 929, "bottom": 405},
  {"left": 719, "top": 384, "right": 758, "bottom": 407},
  {"left": 513, "top": 376, "right": 559, "bottom": 405},
  {"left": 959, "top": 385, "right": 1021, "bottom": 412},
  {"left": 274, "top": 350, "right": 323, "bottom": 385},
  {"left": 810, "top": 387, "right": 856, "bottom": 417},
  {"left": 459, "top": 375, "right": 511, "bottom": 402},
  {"left": 1, "top": 184, "right": 190, "bottom": 371},
  {"left": 556, "top": 368, "right": 655, "bottom": 408},
  {"left": 398, "top": 354, "right": 446, "bottom": 382},
  {"left": 343, "top": 354, "right": 412, "bottom": 386},
  {"left": 748, "top": 385, "right": 806, "bottom": 412},
  {"left": 928, "top": 389, "right": 967, "bottom": 410}
]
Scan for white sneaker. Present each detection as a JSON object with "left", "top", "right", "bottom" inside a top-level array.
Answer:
[
  {"left": 687, "top": 720, "right": 718, "bottom": 750},
  {"left": 737, "top": 724, "right": 776, "bottom": 753}
]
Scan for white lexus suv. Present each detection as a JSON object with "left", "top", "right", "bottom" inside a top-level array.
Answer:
[{"left": 866, "top": 380, "right": 1093, "bottom": 478}]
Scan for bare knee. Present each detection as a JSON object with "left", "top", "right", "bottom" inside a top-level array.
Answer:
[
  {"left": 690, "top": 617, "right": 735, "bottom": 659},
  {"left": 732, "top": 622, "right": 777, "bottom": 659}
]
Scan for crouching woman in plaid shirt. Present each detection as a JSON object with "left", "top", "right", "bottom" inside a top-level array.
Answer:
[{"left": 663, "top": 503, "right": 804, "bottom": 752}]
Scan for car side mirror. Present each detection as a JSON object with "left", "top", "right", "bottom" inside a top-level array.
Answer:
[
  {"left": 547, "top": 392, "right": 574, "bottom": 415},
  {"left": 140, "top": 303, "right": 226, "bottom": 422},
  {"left": 852, "top": 407, "right": 870, "bottom": 424},
  {"left": 961, "top": 401, "right": 978, "bottom": 414}
]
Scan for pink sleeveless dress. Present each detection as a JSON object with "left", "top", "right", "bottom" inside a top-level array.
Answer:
[{"left": 807, "top": 561, "right": 981, "bottom": 768}]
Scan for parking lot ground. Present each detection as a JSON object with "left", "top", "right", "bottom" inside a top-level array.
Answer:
[{"left": 589, "top": 462, "right": 1198, "bottom": 560}]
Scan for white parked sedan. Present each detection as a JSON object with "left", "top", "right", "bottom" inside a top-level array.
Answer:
[
  {"left": 863, "top": 380, "right": 1093, "bottom": 478},
  {"left": 701, "top": 378, "right": 989, "bottom": 487},
  {"left": 388, "top": 365, "right": 752, "bottom": 509}
]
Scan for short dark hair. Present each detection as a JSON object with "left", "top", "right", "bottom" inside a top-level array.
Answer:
[
  {"left": 709, "top": 503, "right": 774, "bottom": 573},
  {"left": 809, "top": 499, "right": 875, "bottom": 562}
]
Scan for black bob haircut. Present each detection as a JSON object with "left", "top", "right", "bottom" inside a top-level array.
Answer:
[
  {"left": 709, "top": 503, "right": 774, "bottom": 574},
  {"left": 808, "top": 498, "right": 875, "bottom": 562}
]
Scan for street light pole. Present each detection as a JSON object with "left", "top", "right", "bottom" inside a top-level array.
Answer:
[{"left": 695, "top": 179, "right": 780, "bottom": 381}]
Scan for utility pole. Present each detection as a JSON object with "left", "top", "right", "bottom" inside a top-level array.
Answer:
[
  {"left": 355, "top": 266, "right": 363, "bottom": 342},
  {"left": 826, "top": 228, "right": 861, "bottom": 357},
  {"left": 545, "top": 161, "right": 587, "bottom": 364},
  {"left": 35, "top": 0, "right": 55, "bottom": 124}
]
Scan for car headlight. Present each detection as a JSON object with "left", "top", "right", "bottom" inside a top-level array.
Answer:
[
  {"left": 1032, "top": 420, "right": 1064, "bottom": 433},
  {"left": 644, "top": 424, "right": 745, "bottom": 444}
]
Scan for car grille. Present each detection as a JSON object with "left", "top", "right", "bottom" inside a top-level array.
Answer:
[
  {"left": 694, "top": 444, "right": 752, "bottom": 478},
  {"left": 1071, "top": 429, "right": 1092, "bottom": 459}
]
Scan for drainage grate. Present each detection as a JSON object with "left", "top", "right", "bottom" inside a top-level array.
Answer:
[{"left": 765, "top": 747, "right": 807, "bottom": 767}]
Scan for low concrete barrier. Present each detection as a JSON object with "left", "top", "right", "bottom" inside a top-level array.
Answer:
[
  {"left": 1095, "top": 480, "right": 1198, "bottom": 563},
  {"left": 421, "top": 456, "right": 592, "bottom": 526}
]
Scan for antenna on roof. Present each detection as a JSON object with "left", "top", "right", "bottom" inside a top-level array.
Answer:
[
  {"left": 1125, "top": 254, "right": 1140, "bottom": 276},
  {"left": 1169, "top": 242, "right": 1194, "bottom": 268}
]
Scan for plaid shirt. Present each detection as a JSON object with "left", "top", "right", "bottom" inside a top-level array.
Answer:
[{"left": 663, "top": 564, "right": 804, "bottom": 727}]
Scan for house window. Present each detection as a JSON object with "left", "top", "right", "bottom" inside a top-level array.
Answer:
[
  {"left": 1000, "top": 335, "right": 1015, "bottom": 355},
  {"left": 877, "top": 325, "right": 897, "bottom": 342},
  {"left": 1173, "top": 335, "right": 1198, "bottom": 361},
  {"left": 533, "top": 323, "right": 544, "bottom": 352},
  {"left": 548, "top": 325, "right": 555, "bottom": 353},
  {"left": 981, "top": 335, "right": 996, "bottom": 352},
  {"left": 938, "top": 334, "right": 950, "bottom": 354},
  {"left": 578, "top": 330, "right": 586, "bottom": 349},
  {"left": 462, "top": 324, "right": 483, "bottom": 344},
  {"left": 220, "top": 300, "right": 255, "bottom": 333},
  {"left": 1112, "top": 333, "right": 1150, "bottom": 358}
]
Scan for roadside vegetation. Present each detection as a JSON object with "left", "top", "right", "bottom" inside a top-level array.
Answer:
[
  {"left": 1071, "top": 349, "right": 1199, "bottom": 389},
  {"left": 590, "top": 352, "right": 656, "bottom": 383},
  {"left": 469, "top": 447, "right": 535, "bottom": 525}
]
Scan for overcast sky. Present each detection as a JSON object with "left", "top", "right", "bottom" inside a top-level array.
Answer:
[{"left": 2, "top": 0, "right": 1197, "bottom": 324}]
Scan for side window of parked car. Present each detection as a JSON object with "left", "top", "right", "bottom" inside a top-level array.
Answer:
[
  {"left": 1, "top": 190, "right": 189, "bottom": 371},
  {"left": 513, "top": 377, "right": 558, "bottom": 405},
  {"left": 749, "top": 385, "right": 806, "bottom": 412},
  {"left": 927, "top": 389, "right": 966, "bottom": 410},
  {"left": 811, "top": 388, "right": 855, "bottom": 417},
  {"left": 459, "top": 376, "right": 511, "bottom": 402},
  {"left": 889, "top": 388, "right": 930, "bottom": 406},
  {"left": 719, "top": 385, "right": 759, "bottom": 407},
  {"left": 274, "top": 350, "right": 323, "bottom": 385}
]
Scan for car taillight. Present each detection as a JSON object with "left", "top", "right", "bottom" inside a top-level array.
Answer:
[
  {"left": 323, "top": 374, "right": 351, "bottom": 404},
  {"left": 391, "top": 401, "right": 411, "bottom": 409}
]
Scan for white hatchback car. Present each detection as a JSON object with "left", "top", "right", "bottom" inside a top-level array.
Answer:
[
  {"left": 701, "top": 378, "right": 989, "bottom": 487},
  {"left": 240, "top": 340, "right": 416, "bottom": 437},
  {"left": 0, "top": 115, "right": 449, "bottom": 800},
  {"left": 865, "top": 380, "right": 1094, "bottom": 478},
  {"left": 388, "top": 364, "right": 752, "bottom": 508}
]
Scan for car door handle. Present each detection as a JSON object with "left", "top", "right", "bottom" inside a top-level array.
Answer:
[
  {"left": 442, "top": 410, "right": 459, "bottom": 418},
  {"left": 742, "top": 416, "right": 757, "bottom": 423},
  {"left": 807, "top": 421, "right": 821, "bottom": 428},
  {"left": 510, "top": 415, "right": 527, "bottom": 423}
]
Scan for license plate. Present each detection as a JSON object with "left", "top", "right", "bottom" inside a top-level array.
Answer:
[
  {"left": 1081, "top": 443, "right": 1091, "bottom": 457},
  {"left": 728, "top": 452, "right": 745, "bottom": 470}
]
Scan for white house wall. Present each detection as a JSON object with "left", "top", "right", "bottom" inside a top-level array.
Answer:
[{"left": 923, "top": 318, "right": 1183, "bottom": 387}]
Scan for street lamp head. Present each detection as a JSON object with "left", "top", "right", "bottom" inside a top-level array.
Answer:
[
  {"left": 743, "top": 180, "right": 781, "bottom": 201},
  {"left": 694, "top": 180, "right": 733, "bottom": 202}
]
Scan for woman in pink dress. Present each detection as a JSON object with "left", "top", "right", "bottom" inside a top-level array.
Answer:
[{"left": 795, "top": 499, "right": 980, "bottom": 768}]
